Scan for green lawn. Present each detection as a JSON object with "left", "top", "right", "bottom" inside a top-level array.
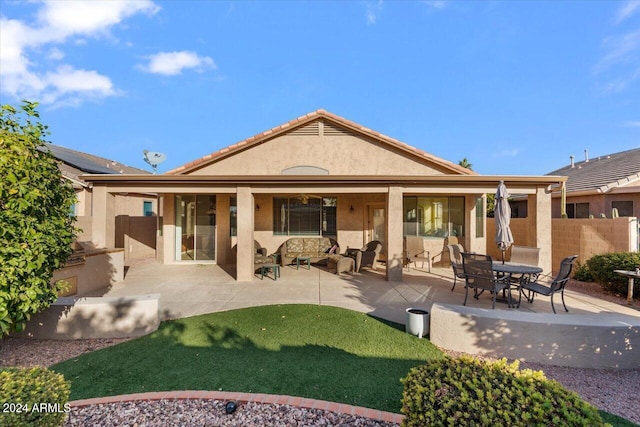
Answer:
[
  {"left": 52, "top": 304, "right": 443, "bottom": 413},
  {"left": 50, "top": 304, "right": 636, "bottom": 425}
]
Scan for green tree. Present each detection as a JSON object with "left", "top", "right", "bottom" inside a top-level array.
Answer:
[
  {"left": 486, "top": 193, "right": 496, "bottom": 217},
  {"left": 458, "top": 157, "right": 473, "bottom": 170},
  {"left": 0, "top": 102, "right": 77, "bottom": 336}
]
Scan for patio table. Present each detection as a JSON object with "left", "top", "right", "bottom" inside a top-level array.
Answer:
[
  {"left": 492, "top": 262, "right": 543, "bottom": 307},
  {"left": 614, "top": 269, "right": 639, "bottom": 305},
  {"left": 260, "top": 263, "right": 280, "bottom": 281},
  {"left": 296, "top": 256, "right": 311, "bottom": 270}
]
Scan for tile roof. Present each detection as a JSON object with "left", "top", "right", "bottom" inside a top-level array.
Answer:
[
  {"left": 546, "top": 147, "right": 640, "bottom": 193},
  {"left": 44, "top": 143, "right": 150, "bottom": 185},
  {"left": 165, "top": 109, "right": 476, "bottom": 176}
]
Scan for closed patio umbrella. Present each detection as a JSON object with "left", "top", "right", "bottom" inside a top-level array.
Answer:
[{"left": 495, "top": 180, "right": 514, "bottom": 263}]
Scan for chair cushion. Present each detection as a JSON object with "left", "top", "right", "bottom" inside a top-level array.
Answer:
[
  {"left": 286, "top": 238, "right": 303, "bottom": 254},
  {"left": 303, "top": 238, "right": 320, "bottom": 255},
  {"left": 318, "top": 237, "right": 332, "bottom": 253}
]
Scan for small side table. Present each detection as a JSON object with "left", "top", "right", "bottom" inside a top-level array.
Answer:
[
  {"left": 614, "top": 269, "right": 639, "bottom": 305},
  {"left": 260, "top": 263, "right": 280, "bottom": 281},
  {"left": 296, "top": 256, "right": 311, "bottom": 270}
]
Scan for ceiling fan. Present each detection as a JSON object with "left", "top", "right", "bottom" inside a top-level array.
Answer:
[{"left": 296, "top": 193, "right": 322, "bottom": 205}]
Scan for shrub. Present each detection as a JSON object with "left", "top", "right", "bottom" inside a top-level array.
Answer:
[
  {"left": 0, "top": 367, "right": 71, "bottom": 427},
  {"left": 585, "top": 252, "right": 640, "bottom": 297},
  {"left": 0, "top": 102, "right": 77, "bottom": 335},
  {"left": 572, "top": 261, "right": 594, "bottom": 282},
  {"left": 401, "top": 356, "right": 607, "bottom": 427}
]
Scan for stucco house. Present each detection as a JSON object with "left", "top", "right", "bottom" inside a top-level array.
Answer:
[
  {"left": 82, "top": 110, "right": 564, "bottom": 281},
  {"left": 548, "top": 148, "right": 640, "bottom": 219}
]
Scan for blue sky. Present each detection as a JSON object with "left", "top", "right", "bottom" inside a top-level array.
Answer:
[{"left": 1, "top": 0, "right": 638, "bottom": 175}]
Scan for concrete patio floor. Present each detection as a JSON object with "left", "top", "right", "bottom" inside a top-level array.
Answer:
[{"left": 86, "top": 259, "right": 640, "bottom": 326}]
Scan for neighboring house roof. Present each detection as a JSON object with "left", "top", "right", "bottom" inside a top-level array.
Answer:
[
  {"left": 166, "top": 109, "right": 476, "bottom": 176},
  {"left": 44, "top": 144, "right": 150, "bottom": 188},
  {"left": 546, "top": 147, "right": 640, "bottom": 195}
]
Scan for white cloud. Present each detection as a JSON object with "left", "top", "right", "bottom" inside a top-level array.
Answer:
[
  {"left": 623, "top": 120, "right": 640, "bottom": 127},
  {"left": 47, "top": 47, "right": 65, "bottom": 61},
  {"left": 364, "top": 1, "right": 383, "bottom": 25},
  {"left": 492, "top": 149, "right": 519, "bottom": 158},
  {"left": 36, "top": 0, "right": 159, "bottom": 40},
  {"left": 138, "top": 51, "right": 216, "bottom": 76},
  {"left": 422, "top": 0, "right": 448, "bottom": 10},
  {"left": 0, "top": 0, "right": 158, "bottom": 107},
  {"left": 615, "top": 1, "right": 640, "bottom": 24},
  {"left": 596, "top": 30, "right": 640, "bottom": 72},
  {"left": 594, "top": 29, "right": 640, "bottom": 93}
]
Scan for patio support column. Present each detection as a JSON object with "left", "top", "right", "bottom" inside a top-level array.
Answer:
[
  {"left": 236, "top": 186, "right": 255, "bottom": 282},
  {"left": 216, "top": 195, "right": 232, "bottom": 265},
  {"left": 386, "top": 186, "right": 404, "bottom": 281},
  {"left": 91, "top": 184, "right": 116, "bottom": 249},
  {"left": 529, "top": 186, "right": 552, "bottom": 274}
]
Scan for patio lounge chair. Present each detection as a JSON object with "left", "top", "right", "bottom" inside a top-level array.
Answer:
[
  {"left": 520, "top": 255, "right": 578, "bottom": 313},
  {"left": 462, "top": 252, "right": 511, "bottom": 309},
  {"left": 446, "top": 243, "right": 465, "bottom": 291},
  {"left": 346, "top": 240, "right": 383, "bottom": 272}
]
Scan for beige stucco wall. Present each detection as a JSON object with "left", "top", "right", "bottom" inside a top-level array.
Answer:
[
  {"left": 189, "top": 131, "right": 452, "bottom": 176},
  {"left": 551, "top": 193, "right": 640, "bottom": 219}
]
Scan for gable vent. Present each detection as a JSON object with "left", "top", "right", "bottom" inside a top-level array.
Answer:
[
  {"left": 287, "top": 120, "right": 320, "bottom": 136},
  {"left": 323, "top": 121, "right": 357, "bottom": 136}
]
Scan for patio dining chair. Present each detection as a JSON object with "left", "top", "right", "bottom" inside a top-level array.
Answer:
[
  {"left": 461, "top": 252, "right": 511, "bottom": 309},
  {"left": 403, "top": 236, "right": 431, "bottom": 272},
  {"left": 446, "top": 244, "right": 465, "bottom": 291},
  {"left": 508, "top": 245, "right": 541, "bottom": 301},
  {"left": 519, "top": 255, "right": 578, "bottom": 313}
]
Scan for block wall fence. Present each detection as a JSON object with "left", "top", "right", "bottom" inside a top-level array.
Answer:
[{"left": 488, "top": 217, "right": 638, "bottom": 272}]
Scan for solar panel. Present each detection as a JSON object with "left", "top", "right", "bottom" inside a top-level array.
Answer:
[{"left": 42, "top": 144, "right": 119, "bottom": 174}]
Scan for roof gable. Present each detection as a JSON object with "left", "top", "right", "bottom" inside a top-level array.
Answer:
[
  {"left": 547, "top": 147, "right": 640, "bottom": 193},
  {"left": 166, "top": 110, "right": 475, "bottom": 176}
]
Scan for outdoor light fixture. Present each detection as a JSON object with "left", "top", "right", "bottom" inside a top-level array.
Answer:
[
  {"left": 255, "top": 204, "right": 260, "bottom": 211},
  {"left": 350, "top": 205, "right": 354, "bottom": 213},
  {"left": 225, "top": 401, "right": 237, "bottom": 414}
]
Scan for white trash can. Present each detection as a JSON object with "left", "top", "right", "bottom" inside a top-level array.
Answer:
[{"left": 405, "top": 308, "right": 430, "bottom": 338}]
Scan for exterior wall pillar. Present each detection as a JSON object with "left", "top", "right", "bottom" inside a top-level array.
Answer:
[
  {"left": 236, "top": 187, "right": 255, "bottom": 281},
  {"left": 386, "top": 186, "right": 404, "bottom": 281},
  {"left": 91, "top": 184, "right": 116, "bottom": 248},
  {"left": 466, "top": 194, "right": 486, "bottom": 254},
  {"left": 162, "top": 194, "right": 175, "bottom": 264},
  {"left": 216, "top": 195, "right": 232, "bottom": 265},
  {"left": 529, "top": 186, "right": 552, "bottom": 274}
]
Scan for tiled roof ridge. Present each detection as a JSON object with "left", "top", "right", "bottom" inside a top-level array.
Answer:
[
  {"left": 165, "top": 109, "right": 475, "bottom": 175},
  {"left": 547, "top": 146, "right": 640, "bottom": 175},
  {"left": 545, "top": 146, "right": 640, "bottom": 193}
]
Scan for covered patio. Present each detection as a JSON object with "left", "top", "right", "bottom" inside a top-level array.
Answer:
[{"left": 74, "top": 259, "right": 640, "bottom": 369}]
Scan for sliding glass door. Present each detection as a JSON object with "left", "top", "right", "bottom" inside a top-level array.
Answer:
[{"left": 175, "top": 195, "right": 216, "bottom": 261}]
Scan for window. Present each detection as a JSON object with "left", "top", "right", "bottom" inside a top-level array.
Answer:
[
  {"left": 567, "top": 202, "right": 589, "bottom": 218},
  {"left": 230, "top": 197, "right": 237, "bottom": 236},
  {"left": 403, "top": 196, "right": 465, "bottom": 237},
  {"left": 143, "top": 201, "right": 154, "bottom": 217},
  {"left": 475, "top": 196, "right": 484, "bottom": 238},
  {"left": 612, "top": 201, "right": 633, "bottom": 217},
  {"left": 273, "top": 196, "right": 337, "bottom": 236}
]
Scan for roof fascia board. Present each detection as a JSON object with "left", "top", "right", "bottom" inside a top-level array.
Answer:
[{"left": 83, "top": 173, "right": 565, "bottom": 187}]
